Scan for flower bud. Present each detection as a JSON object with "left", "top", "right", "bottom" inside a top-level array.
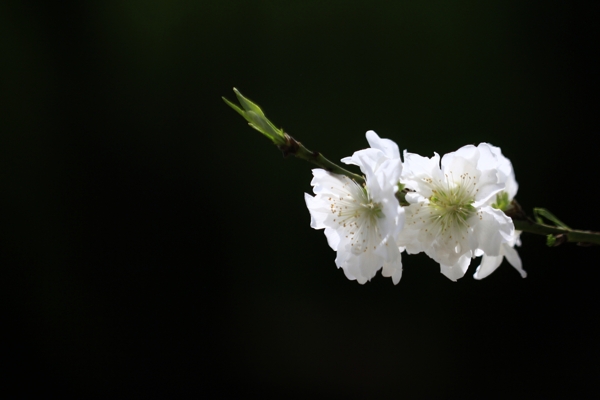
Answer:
[{"left": 223, "top": 88, "right": 286, "bottom": 146}]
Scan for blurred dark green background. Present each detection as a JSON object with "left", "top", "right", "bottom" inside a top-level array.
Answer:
[{"left": 2, "top": 0, "right": 599, "bottom": 397}]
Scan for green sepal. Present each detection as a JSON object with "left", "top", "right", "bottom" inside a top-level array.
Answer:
[{"left": 492, "top": 191, "right": 510, "bottom": 211}]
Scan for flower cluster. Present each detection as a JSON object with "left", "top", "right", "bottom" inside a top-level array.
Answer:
[{"left": 305, "top": 131, "right": 525, "bottom": 284}]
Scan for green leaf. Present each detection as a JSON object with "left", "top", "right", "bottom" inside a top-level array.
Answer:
[
  {"left": 222, "top": 96, "right": 245, "bottom": 118},
  {"left": 534, "top": 208, "right": 571, "bottom": 229}
]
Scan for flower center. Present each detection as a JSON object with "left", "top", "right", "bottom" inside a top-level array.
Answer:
[{"left": 428, "top": 173, "right": 476, "bottom": 231}]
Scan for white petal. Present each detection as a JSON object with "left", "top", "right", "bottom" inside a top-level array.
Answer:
[
  {"left": 471, "top": 206, "right": 514, "bottom": 256},
  {"left": 475, "top": 143, "right": 499, "bottom": 171},
  {"left": 441, "top": 145, "right": 479, "bottom": 171},
  {"left": 473, "top": 254, "right": 503, "bottom": 280},
  {"left": 341, "top": 147, "right": 380, "bottom": 168},
  {"left": 471, "top": 169, "right": 504, "bottom": 207},
  {"left": 503, "top": 244, "right": 526, "bottom": 278},
  {"left": 440, "top": 255, "right": 471, "bottom": 281},
  {"left": 401, "top": 151, "right": 442, "bottom": 196},
  {"left": 404, "top": 191, "right": 425, "bottom": 204},
  {"left": 310, "top": 169, "right": 350, "bottom": 195},
  {"left": 477, "top": 143, "right": 518, "bottom": 201},
  {"left": 381, "top": 253, "right": 403, "bottom": 285},
  {"left": 323, "top": 227, "right": 341, "bottom": 251},
  {"left": 338, "top": 247, "right": 380, "bottom": 284},
  {"left": 379, "top": 199, "right": 404, "bottom": 238},
  {"left": 304, "top": 193, "right": 328, "bottom": 229},
  {"left": 366, "top": 130, "right": 400, "bottom": 160}
]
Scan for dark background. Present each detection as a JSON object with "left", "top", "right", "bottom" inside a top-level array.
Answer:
[{"left": 2, "top": 1, "right": 599, "bottom": 398}]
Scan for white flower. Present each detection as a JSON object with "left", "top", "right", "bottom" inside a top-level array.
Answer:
[
  {"left": 304, "top": 131, "right": 405, "bottom": 284},
  {"left": 473, "top": 144, "right": 526, "bottom": 279},
  {"left": 398, "top": 143, "right": 515, "bottom": 281}
]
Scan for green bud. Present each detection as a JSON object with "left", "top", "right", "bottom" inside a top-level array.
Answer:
[
  {"left": 233, "top": 88, "right": 265, "bottom": 118},
  {"left": 223, "top": 88, "right": 286, "bottom": 146}
]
